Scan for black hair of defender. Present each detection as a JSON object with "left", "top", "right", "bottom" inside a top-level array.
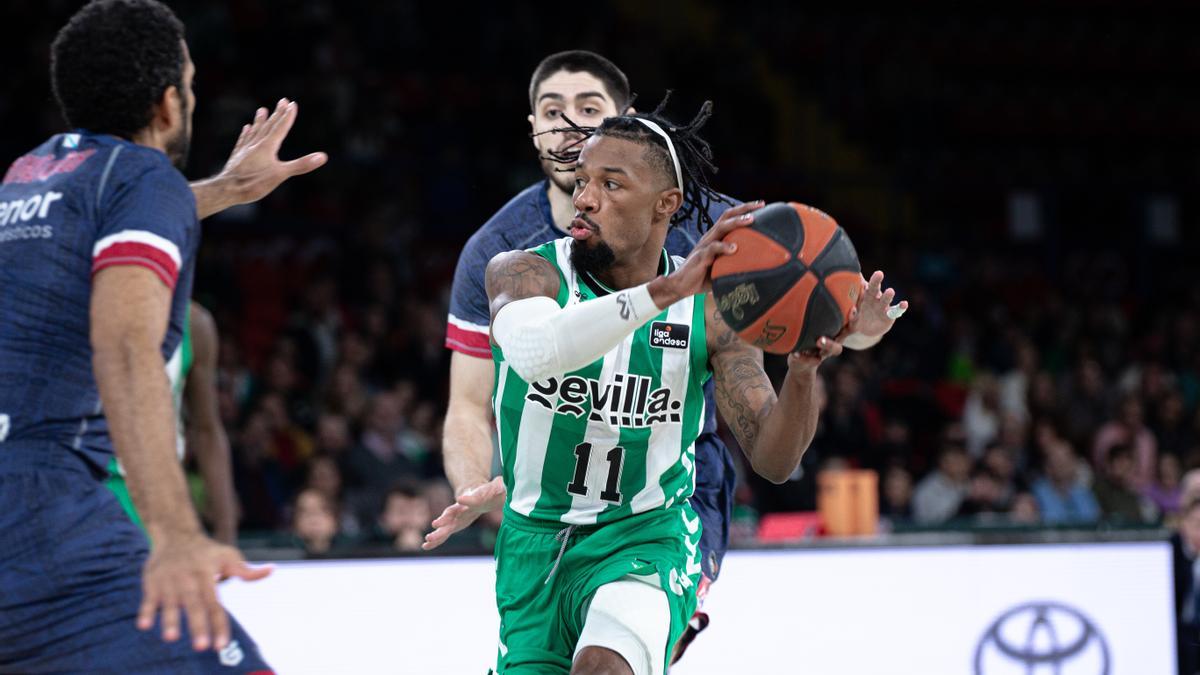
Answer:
[{"left": 534, "top": 92, "right": 734, "bottom": 231}]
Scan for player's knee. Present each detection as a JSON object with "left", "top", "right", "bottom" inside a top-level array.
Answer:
[{"left": 571, "top": 646, "right": 633, "bottom": 675}]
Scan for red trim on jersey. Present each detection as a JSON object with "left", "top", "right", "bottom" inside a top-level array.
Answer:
[
  {"left": 92, "top": 241, "right": 179, "bottom": 289},
  {"left": 445, "top": 322, "right": 491, "bottom": 358}
]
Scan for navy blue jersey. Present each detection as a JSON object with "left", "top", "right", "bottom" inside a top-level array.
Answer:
[{"left": 0, "top": 132, "right": 198, "bottom": 472}]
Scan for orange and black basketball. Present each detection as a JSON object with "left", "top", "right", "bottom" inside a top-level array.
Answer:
[{"left": 711, "top": 202, "right": 861, "bottom": 354}]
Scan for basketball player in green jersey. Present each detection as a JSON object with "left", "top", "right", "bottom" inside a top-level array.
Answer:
[
  {"left": 105, "top": 302, "right": 238, "bottom": 545},
  {"left": 431, "top": 101, "right": 904, "bottom": 674}
]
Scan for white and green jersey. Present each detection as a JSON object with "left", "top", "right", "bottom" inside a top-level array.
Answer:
[{"left": 493, "top": 237, "right": 712, "bottom": 526}]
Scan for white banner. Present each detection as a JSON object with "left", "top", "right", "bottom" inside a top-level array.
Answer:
[{"left": 221, "top": 541, "right": 1175, "bottom": 674}]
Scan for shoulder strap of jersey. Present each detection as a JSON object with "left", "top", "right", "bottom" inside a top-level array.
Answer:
[{"left": 525, "top": 238, "right": 572, "bottom": 308}]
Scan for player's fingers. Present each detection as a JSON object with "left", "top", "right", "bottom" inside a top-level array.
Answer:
[
  {"left": 160, "top": 591, "right": 182, "bottom": 642},
  {"left": 718, "top": 200, "right": 765, "bottom": 221},
  {"left": 137, "top": 583, "right": 160, "bottom": 631},
  {"left": 242, "top": 107, "right": 269, "bottom": 145},
  {"left": 282, "top": 152, "right": 329, "bottom": 177},
  {"left": 431, "top": 504, "right": 467, "bottom": 527},
  {"left": 250, "top": 107, "right": 269, "bottom": 134},
  {"left": 181, "top": 582, "right": 211, "bottom": 651},
  {"left": 224, "top": 560, "right": 273, "bottom": 582},
  {"left": 261, "top": 99, "right": 293, "bottom": 144},
  {"left": 713, "top": 202, "right": 763, "bottom": 233},
  {"left": 818, "top": 336, "right": 843, "bottom": 358},
  {"left": 268, "top": 101, "right": 300, "bottom": 145},
  {"left": 867, "top": 270, "right": 884, "bottom": 295},
  {"left": 698, "top": 201, "right": 763, "bottom": 245},
  {"left": 422, "top": 527, "right": 450, "bottom": 550},
  {"left": 881, "top": 288, "right": 896, "bottom": 305},
  {"left": 204, "top": 582, "right": 231, "bottom": 651}
]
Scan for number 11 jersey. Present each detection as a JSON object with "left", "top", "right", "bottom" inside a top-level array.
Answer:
[{"left": 492, "top": 237, "right": 712, "bottom": 526}]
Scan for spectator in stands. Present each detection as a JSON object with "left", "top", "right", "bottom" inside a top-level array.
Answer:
[
  {"left": 292, "top": 488, "right": 341, "bottom": 556},
  {"left": 1093, "top": 444, "right": 1158, "bottom": 524},
  {"left": 999, "top": 338, "right": 1038, "bottom": 424},
  {"left": 957, "top": 465, "right": 1012, "bottom": 522},
  {"left": 880, "top": 465, "right": 914, "bottom": 522},
  {"left": 1032, "top": 441, "right": 1100, "bottom": 525},
  {"left": 1147, "top": 453, "right": 1184, "bottom": 520},
  {"left": 1009, "top": 491, "right": 1040, "bottom": 525},
  {"left": 376, "top": 481, "right": 431, "bottom": 552},
  {"left": 324, "top": 362, "right": 370, "bottom": 421},
  {"left": 822, "top": 365, "right": 874, "bottom": 462},
  {"left": 1172, "top": 498, "right": 1200, "bottom": 675},
  {"left": 1061, "top": 358, "right": 1111, "bottom": 450},
  {"left": 257, "top": 392, "right": 316, "bottom": 483},
  {"left": 1155, "top": 390, "right": 1195, "bottom": 459},
  {"left": 913, "top": 440, "right": 971, "bottom": 524},
  {"left": 233, "top": 407, "right": 289, "bottom": 529},
  {"left": 963, "top": 373, "right": 1002, "bottom": 457},
  {"left": 347, "top": 392, "right": 426, "bottom": 519},
  {"left": 1025, "top": 371, "right": 1060, "bottom": 423},
  {"left": 1093, "top": 393, "right": 1158, "bottom": 489},
  {"left": 305, "top": 454, "right": 361, "bottom": 538},
  {"left": 315, "top": 413, "right": 354, "bottom": 457},
  {"left": 981, "top": 443, "right": 1022, "bottom": 505}
]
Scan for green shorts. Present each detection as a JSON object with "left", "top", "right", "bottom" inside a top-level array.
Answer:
[{"left": 493, "top": 504, "right": 702, "bottom": 674}]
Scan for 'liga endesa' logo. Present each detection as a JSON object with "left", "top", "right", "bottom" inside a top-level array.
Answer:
[{"left": 974, "top": 601, "right": 1110, "bottom": 675}]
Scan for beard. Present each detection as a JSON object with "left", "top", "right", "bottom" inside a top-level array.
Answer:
[
  {"left": 165, "top": 98, "right": 191, "bottom": 171},
  {"left": 570, "top": 237, "right": 616, "bottom": 277}
]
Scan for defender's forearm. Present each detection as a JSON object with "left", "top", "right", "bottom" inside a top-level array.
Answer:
[
  {"left": 94, "top": 344, "right": 202, "bottom": 542},
  {"left": 442, "top": 402, "right": 496, "bottom": 496}
]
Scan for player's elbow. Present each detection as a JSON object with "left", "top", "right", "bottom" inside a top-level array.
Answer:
[
  {"left": 497, "top": 327, "right": 561, "bottom": 383},
  {"left": 748, "top": 447, "right": 804, "bottom": 484},
  {"left": 759, "top": 465, "right": 794, "bottom": 485}
]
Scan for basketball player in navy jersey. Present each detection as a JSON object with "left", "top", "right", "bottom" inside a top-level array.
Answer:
[{"left": 0, "top": 1, "right": 323, "bottom": 671}]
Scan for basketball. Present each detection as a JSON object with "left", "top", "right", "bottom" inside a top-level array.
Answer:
[{"left": 711, "top": 202, "right": 861, "bottom": 354}]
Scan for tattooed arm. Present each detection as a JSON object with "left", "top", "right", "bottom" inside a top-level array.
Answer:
[
  {"left": 706, "top": 294, "right": 841, "bottom": 484},
  {"left": 485, "top": 251, "right": 563, "bottom": 321}
]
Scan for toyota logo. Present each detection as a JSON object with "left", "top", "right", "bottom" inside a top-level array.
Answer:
[{"left": 974, "top": 601, "right": 1111, "bottom": 675}]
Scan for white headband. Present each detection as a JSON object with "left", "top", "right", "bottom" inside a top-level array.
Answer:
[{"left": 633, "top": 118, "right": 683, "bottom": 190}]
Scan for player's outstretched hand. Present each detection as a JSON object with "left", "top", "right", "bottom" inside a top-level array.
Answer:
[
  {"left": 137, "top": 533, "right": 272, "bottom": 652},
  {"left": 655, "top": 201, "right": 765, "bottom": 304},
  {"left": 848, "top": 270, "right": 908, "bottom": 340},
  {"left": 197, "top": 98, "right": 328, "bottom": 218},
  {"left": 422, "top": 476, "right": 507, "bottom": 551}
]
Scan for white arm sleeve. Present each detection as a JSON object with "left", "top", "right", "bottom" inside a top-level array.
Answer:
[{"left": 492, "top": 283, "right": 661, "bottom": 382}]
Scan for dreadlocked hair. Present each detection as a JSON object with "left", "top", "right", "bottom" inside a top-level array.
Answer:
[{"left": 533, "top": 92, "right": 733, "bottom": 231}]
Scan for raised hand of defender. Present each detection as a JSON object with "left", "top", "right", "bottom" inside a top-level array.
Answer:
[
  {"left": 656, "top": 201, "right": 765, "bottom": 302},
  {"left": 217, "top": 98, "right": 328, "bottom": 206},
  {"left": 137, "top": 533, "right": 272, "bottom": 652},
  {"left": 849, "top": 270, "right": 907, "bottom": 339},
  {"left": 422, "top": 476, "right": 507, "bottom": 551}
]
